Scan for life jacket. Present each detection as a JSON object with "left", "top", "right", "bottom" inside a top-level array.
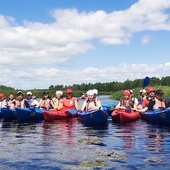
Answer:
[
  {"left": 120, "top": 99, "right": 134, "bottom": 108},
  {"left": 62, "top": 97, "right": 77, "bottom": 109},
  {"left": 52, "top": 97, "right": 63, "bottom": 106},
  {"left": 0, "top": 99, "right": 6, "bottom": 108},
  {"left": 25, "top": 98, "right": 36, "bottom": 108},
  {"left": 85, "top": 100, "right": 98, "bottom": 111},
  {"left": 153, "top": 98, "right": 165, "bottom": 109},
  {"left": 15, "top": 99, "right": 26, "bottom": 108},
  {"left": 142, "top": 97, "right": 154, "bottom": 107},
  {"left": 39, "top": 98, "right": 52, "bottom": 109},
  {"left": 6, "top": 99, "right": 16, "bottom": 109}
]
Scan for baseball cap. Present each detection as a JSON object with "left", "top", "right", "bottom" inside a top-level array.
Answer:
[{"left": 27, "top": 91, "right": 32, "bottom": 95}]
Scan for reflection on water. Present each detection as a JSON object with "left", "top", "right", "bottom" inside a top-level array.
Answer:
[{"left": 0, "top": 96, "right": 170, "bottom": 169}]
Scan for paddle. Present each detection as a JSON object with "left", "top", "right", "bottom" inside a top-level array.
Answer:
[{"left": 143, "top": 76, "right": 150, "bottom": 89}]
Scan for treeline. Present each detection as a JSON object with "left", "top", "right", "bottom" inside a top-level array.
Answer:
[
  {"left": 49, "top": 76, "right": 170, "bottom": 92},
  {"left": 0, "top": 76, "right": 170, "bottom": 98}
]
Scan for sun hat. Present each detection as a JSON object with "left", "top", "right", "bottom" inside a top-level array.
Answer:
[
  {"left": 17, "top": 91, "right": 23, "bottom": 95},
  {"left": 43, "top": 91, "right": 49, "bottom": 95},
  {"left": 147, "top": 87, "right": 155, "bottom": 93},
  {"left": 26, "top": 91, "right": 32, "bottom": 95},
  {"left": 93, "top": 89, "right": 98, "bottom": 95},
  {"left": 140, "top": 89, "right": 146, "bottom": 93},
  {"left": 87, "top": 90, "right": 94, "bottom": 96},
  {"left": 155, "top": 89, "right": 164, "bottom": 96},
  {"left": 0, "top": 93, "right": 4, "bottom": 98},
  {"left": 129, "top": 89, "right": 133, "bottom": 94},
  {"left": 66, "top": 89, "right": 73, "bottom": 93},
  {"left": 123, "top": 90, "right": 130, "bottom": 96},
  {"left": 56, "top": 91, "right": 63, "bottom": 95}
]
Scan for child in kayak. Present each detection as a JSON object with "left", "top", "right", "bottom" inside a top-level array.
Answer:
[
  {"left": 115, "top": 90, "right": 137, "bottom": 112},
  {"left": 81, "top": 90, "right": 102, "bottom": 111}
]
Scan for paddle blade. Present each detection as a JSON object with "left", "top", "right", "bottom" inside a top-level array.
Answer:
[{"left": 143, "top": 76, "right": 150, "bottom": 88}]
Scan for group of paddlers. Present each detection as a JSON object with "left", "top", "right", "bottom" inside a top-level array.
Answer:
[
  {"left": 0, "top": 87, "right": 169, "bottom": 112},
  {"left": 0, "top": 88, "right": 102, "bottom": 112},
  {"left": 115, "top": 87, "right": 170, "bottom": 112}
]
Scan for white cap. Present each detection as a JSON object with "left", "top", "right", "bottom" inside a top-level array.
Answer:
[
  {"left": 129, "top": 89, "right": 133, "bottom": 94},
  {"left": 87, "top": 90, "right": 94, "bottom": 96},
  {"left": 27, "top": 91, "right": 32, "bottom": 95},
  {"left": 93, "top": 89, "right": 98, "bottom": 95},
  {"left": 140, "top": 89, "right": 146, "bottom": 93},
  {"left": 55, "top": 91, "right": 63, "bottom": 95}
]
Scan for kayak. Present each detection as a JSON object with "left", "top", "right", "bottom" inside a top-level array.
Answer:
[
  {"left": 1, "top": 108, "right": 17, "bottom": 120},
  {"left": 43, "top": 108, "right": 78, "bottom": 121},
  {"left": 78, "top": 109, "right": 108, "bottom": 124},
  {"left": 102, "top": 103, "right": 115, "bottom": 116},
  {"left": 0, "top": 108, "right": 3, "bottom": 119},
  {"left": 111, "top": 109, "right": 140, "bottom": 123},
  {"left": 141, "top": 108, "right": 170, "bottom": 125},
  {"left": 15, "top": 107, "right": 44, "bottom": 121}
]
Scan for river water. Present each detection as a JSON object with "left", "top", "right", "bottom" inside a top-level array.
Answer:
[{"left": 0, "top": 96, "right": 170, "bottom": 170}]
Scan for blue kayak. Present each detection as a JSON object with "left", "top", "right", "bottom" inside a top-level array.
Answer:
[
  {"left": 68, "top": 109, "right": 78, "bottom": 117},
  {"left": 0, "top": 108, "right": 3, "bottom": 119},
  {"left": 102, "top": 103, "right": 115, "bottom": 116},
  {"left": 78, "top": 109, "right": 108, "bottom": 124},
  {"left": 141, "top": 108, "right": 170, "bottom": 125},
  {"left": 1, "top": 108, "right": 17, "bottom": 120},
  {"left": 15, "top": 107, "right": 44, "bottom": 121}
]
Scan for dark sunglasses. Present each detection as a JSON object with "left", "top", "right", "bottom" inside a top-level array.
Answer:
[{"left": 66, "top": 93, "right": 72, "bottom": 95}]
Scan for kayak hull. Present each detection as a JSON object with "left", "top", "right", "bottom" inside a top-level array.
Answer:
[
  {"left": 1, "top": 108, "right": 17, "bottom": 120},
  {"left": 78, "top": 110, "right": 108, "bottom": 124},
  {"left": 15, "top": 107, "right": 44, "bottom": 121},
  {"left": 111, "top": 109, "right": 140, "bottom": 123},
  {"left": 43, "top": 108, "right": 78, "bottom": 121},
  {"left": 141, "top": 109, "right": 170, "bottom": 125}
]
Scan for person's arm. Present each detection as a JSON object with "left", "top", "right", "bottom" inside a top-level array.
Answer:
[
  {"left": 24, "top": 100, "right": 30, "bottom": 108},
  {"left": 136, "top": 107, "right": 148, "bottom": 113},
  {"left": 33, "top": 99, "right": 39, "bottom": 107},
  {"left": 74, "top": 99, "right": 79, "bottom": 110},
  {"left": 81, "top": 101, "right": 87, "bottom": 111},
  {"left": 115, "top": 102, "right": 121, "bottom": 109}
]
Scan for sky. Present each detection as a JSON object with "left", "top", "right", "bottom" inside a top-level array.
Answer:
[{"left": 0, "top": 0, "right": 170, "bottom": 90}]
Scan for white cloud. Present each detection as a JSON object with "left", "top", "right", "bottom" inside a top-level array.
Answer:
[
  {"left": 0, "top": 62, "right": 170, "bottom": 90},
  {"left": 0, "top": 0, "right": 170, "bottom": 89}
]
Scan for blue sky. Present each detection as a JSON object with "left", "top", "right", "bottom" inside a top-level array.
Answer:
[{"left": 0, "top": 0, "right": 170, "bottom": 90}]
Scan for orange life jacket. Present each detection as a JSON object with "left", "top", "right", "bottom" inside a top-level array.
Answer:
[
  {"left": 15, "top": 99, "right": 25, "bottom": 108},
  {"left": 39, "top": 98, "right": 51, "bottom": 109},
  {"left": 154, "top": 98, "right": 165, "bottom": 109},
  {"left": 62, "top": 97, "right": 77, "bottom": 109}
]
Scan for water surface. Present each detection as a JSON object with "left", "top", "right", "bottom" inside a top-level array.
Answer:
[{"left": 0, "top": 96, "right": 170, "bottom": 169}]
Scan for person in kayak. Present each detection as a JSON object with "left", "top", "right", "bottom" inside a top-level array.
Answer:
[
  {"left": 51, "top": 90, "right": 63, "bottom": 110},
  {"left": 138, "top": 89, "right": 147, "bottom": 105},
  {"left": 0, "top": 93, "right": 7, "bottom": 108},
  {"left": 39, "top": 91, "right": 53, "bottom": 110},
  {"left": 81, "top": 90, "right": 102, "bottom": 111},
  {"left": 15, "top": 91, "right": 27, "bottom": 108},
  {"left": 62, "top": 89, "right": 79, "bottom": 110},
  {"left": 129, "top": 89, "right": 138, "bottom": 107},
  {"left": 115, "top": 90, "right": 137, "bottom": 112},
  {"left": 25, "top": 91, "right": 39, "bottom": 108},
  {"left": 165, "top": 97, "right": 170, "bottom": 108},
  {"left": 137, "top": 89, "right": 165, "bottom": 112},
  {"left": 92, "top": 89, "right": 102, "bottom": 109},
  {"left": 6, "top": 92, "right": 16, "bottom": 109},
  {"left": 141, "top": 87, "right": 155, "bottom": 108}
]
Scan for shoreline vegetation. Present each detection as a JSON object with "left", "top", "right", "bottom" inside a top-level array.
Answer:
[{"left": 0, "top": 76, "right": 170, "bottom": 100}]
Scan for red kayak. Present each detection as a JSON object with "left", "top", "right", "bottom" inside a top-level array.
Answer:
[
  {"left": 111, "top": 109, "right": 140, "bottom": 123},
  {"left": 43, "top": 108, "right": 78, "bottom": 121}
]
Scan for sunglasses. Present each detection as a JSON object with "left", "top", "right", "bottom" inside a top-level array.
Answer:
[{"left": 66, "top": 93, "right": 72, "bottom": 95}]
